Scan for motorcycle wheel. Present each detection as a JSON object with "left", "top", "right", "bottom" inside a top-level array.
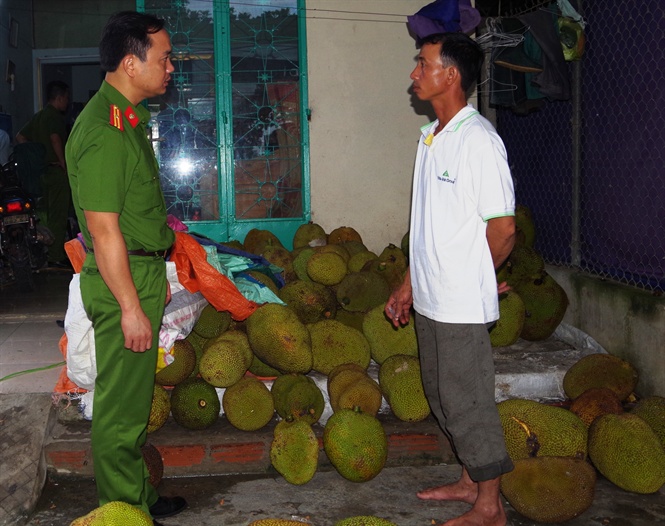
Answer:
[{"left": 7, "top": 232, "right": 35, "bottom": 292}]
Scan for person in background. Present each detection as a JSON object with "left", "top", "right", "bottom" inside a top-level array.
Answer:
[
  {"left": 65, "top": 11, "right": 186, "bottom": 524},
  {"left": 16, "top": 80, "right": 71, "bottom": 268},
  {"left": 386, "top": 32, "right": 516, "bottom": 526}
]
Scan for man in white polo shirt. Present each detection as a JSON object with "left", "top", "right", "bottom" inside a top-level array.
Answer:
[{"left": 386, "top": 32, "right": 516, "bottom": 526}]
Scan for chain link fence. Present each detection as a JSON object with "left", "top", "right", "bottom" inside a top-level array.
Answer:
[{"left": 485, "top": 0, "right": 664, "bottom": 292}]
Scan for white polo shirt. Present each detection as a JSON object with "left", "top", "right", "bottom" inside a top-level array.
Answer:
[{"left": 409, "top": 104, "right": 515, "bottom": 324}]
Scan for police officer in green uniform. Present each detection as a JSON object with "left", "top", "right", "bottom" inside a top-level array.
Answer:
[
  {"left": 65, "top": 12, "right": 186, "bottom": 523},
  {"left": 16, "top": 80, "right": 71, "bottom": 266}
]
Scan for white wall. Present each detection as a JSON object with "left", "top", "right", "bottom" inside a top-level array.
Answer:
[{"left": 306, "top": 0, "right": 433, "bottom": 254}]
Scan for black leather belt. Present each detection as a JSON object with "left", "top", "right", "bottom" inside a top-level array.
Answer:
[{"left": 127, "top": 247, "right": 172, "bottom": 259}]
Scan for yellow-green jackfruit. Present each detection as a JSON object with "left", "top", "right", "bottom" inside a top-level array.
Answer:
[
  {"left": 278, "top": 279, "right": 337, "bottom": 324},
  {"left": 170, "top": 377, "right": 220, "bottom": 430},
  {"left": 363, "top": 303, "right": 418, "bottom": 365},
  {"left": 378, "top": 354, "right": 430, "bottom": 422},
  {"left": 514, "top": 204, "right": 536, "bottom": 248},
  {"left": 306, "top": 251, "right": 348, "bottom": 286},
  {"left": 262, "top": 245, "right": 296, "bottom": 283},
  {"left": 70, "top": 501, "right": 153, "bottom": 526},
  {"left": 248, "top": 520, "right": 306, "bottom": 526},
  {"left": 244, "top": 270, "right": 280, "bottom": 295},
  {"left": 335, "top": 517, "right": 398, "bottom": 526},
  {"left": 292, "top": 247, "right": 316, "bottom": 282},
  {"left": 631, "top": 396, "right": 665, "bottom": 447},
  {"left": 155, "top": 339, "right": 197, "bottom": 386},
  {"left": 270, "top": 417, "right": 319, "bottom": 485},
  {"left": 192, "top": 304, "right": 232, "bottom": 339},
  {"left": 248, "top": 354, "right": 282, "bottom": 378},
  {"left": 348, "top": 250, "right": 378, "bottom": 273},
  {"left": 504, "top": 245, "right": 545, "bottom": 288},
  {"left": 244, "top": 228, "right": 283, "bottom": 255},
  {"left": 199, "top": 332, "right": 251, "bottom": 388},
  {"left": 292, "top": 222, "right": 327, "bottom": 249},
  {"left": 223, "top": 376, "right": 275, "bottom": 431},
  {"left": 309, "top": 319, "right": 371, "bottom": 375},
  {"left": 489, "top": 290, "right": 525, "bottom": 347},
  {"left": 271, "top": 373, "right": 324, "bottom": 424},
  {"left": 563, "top": 353, "right": 639, "bottom": 401},
  {"left": 515, "top": 272, "right": 568, "bottom": 341},
  {"left": 336, "top": 271, "right": 391, "bottom": 313},
  {"left": 335, "top": 375, "right": 383, "bottom": 417},
  {"left": 147, "top": 383, "right": 171, "bottom": 433}
]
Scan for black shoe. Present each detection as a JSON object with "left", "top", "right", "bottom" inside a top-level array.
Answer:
[{"left": 149, "top": 496, "right": 187, "bottom": 519}]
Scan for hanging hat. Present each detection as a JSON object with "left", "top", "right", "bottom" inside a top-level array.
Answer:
[{"left": 407, "top": 0, "right": 482, "bottom": 45}]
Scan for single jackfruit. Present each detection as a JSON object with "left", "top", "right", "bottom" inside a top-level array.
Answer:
[
  {"left": 589, "top": 413, "right": 665, "bottom": 494},
  {"left": 504, "top": 245, "right": 545, "bottom": 288},
  {"left": 336, "top": 271, "right": 391, "bottom": 313},
  {"left": 489, "top": 290, "right": 526, "bottom": 347},
  {"left": 184, "top": 329, "right": 209, "bottom": 378},
  {"left": 323, "top": 407, "right": 387, "bottom": 482},
  {"left": 306, "top": 251, "right": 347, "bottom": 286},
  {"left": 317, "top": 242, "right": 351, "bottom": 264},
  {"left": 335, "top": 375, "right": 383, "bottom": 417},
  {"left": 334, "top": 309, "right": 366, "bottom": 332},
  {"left": 378, "top": 354, "right": 430, "bottom": 422},
  {"left": 500, "top": 456, "right": 596, "bottom": 523},
  {"left": 270, "top": 417, "right": 319, "bottom": 485},
  {"left": 339, "top": 240, "right": 368, "bottom": 257},
  {"left": 328, "top": 367, "right": 371, "bottom": 411},
  {"left": 563, "top": 353, "right": 639, "bottom": 401},
  {"left": 328, "top": 226, "right": 363, "bottom": 245},
  {"left": 367, "top": 243, "right": 407, "bottom": 289},
  {"left": 515, "top": 272, "right": 568, "bottom": 341},
  {"left": 271, "top": 373, "right": 324, "bottom": 424},
  {"left": 192, "top": 304, "right": 232, "bottom": 339},
  {"left": 244, "top": 228, "right": 283, "bottom": 255},
  {"left": 292, "top": 247, "right": 316, "bottom": 282},
  {"left": 170, "top": 377, "right": 220, "bottom": 430},
  {"left": 246, "top": 303, "right": 313, "bottom": 374},
  {"left": 631, "top": 396, "right": 665, "bottom": 447},
  {"left": 244, "top": 269, "right": 280, "bottom": 295},
  {"left": 262, "top": 245, "right": 296, "bottom": 283},
  {"left": 248, "top": 520, "right": 306, "bottom": 526},
  {"left": 363, "top": 303, "right": 418, "bottom": 365},
  {"left": 348, "top": 250, "right": 378, "bottom": 273},
  {"left": 497, "top": 398, "right": 587, "bottom": 461},
  {"left": 70, "top": 501, "right": 153, "bottom": 525},
  {"left": 248, "top": 353, "right": 282, "bottom": 378},
  {"left": 569, "top": 387, "right": 623, "bottom": 427},
  {"left": 292, "top": 222, "right": 327, "bottom": 249},
  {"left": 309, "top": 319, "right": 371, "bottom": 375},
  {"left": 155, "top": 339, "right": 197, "bottom": 386},
  {"left": 199, "top": 332, "right": 251, "bottom": 388},
  {"left": 147, "top": 383, "right": 171, "bottom": 433},
  {"left": 223, "top": 376, "right": 275, "bottom": 431},
  {"left": 335, "top": 517, "right": 398, "bottom": 526},
  {"left": 514, "top": 204, "right": 536, "bottom": 248},
  {"left": 400, "top": 232, "right": 409, "bottom": 260},
  {"left": 278, "top": 279, "right": 337, "bottom": 324}
]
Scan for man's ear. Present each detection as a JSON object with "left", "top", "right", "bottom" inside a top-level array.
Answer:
[
  {"left": 121, "top": 55, "right": 136, "bottom": 78},
  {"left": 447, "top": 65, "right": 460, "bottom": 86}
]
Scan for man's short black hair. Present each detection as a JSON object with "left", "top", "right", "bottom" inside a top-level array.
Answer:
[
  {"left": 420, "top": 32, "right": 484, "bottom": 94},
  {"left": 46, "top": 80, "right": 70, "bottom": 102},
  {"left": 100, "top": 11, "right": 166, "bottom": 73}
]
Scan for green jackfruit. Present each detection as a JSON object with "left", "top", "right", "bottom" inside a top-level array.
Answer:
[
  {"left": 309, "top": 319, "right": 371, "bottom": 375},
  {"left": 363, "top": 303, "right": 418, "bottom": 365},
  {"left": 500, "top": 456, "right": 596, "bottom": 523},
  {"left": 317, "top": 242, "right": 351, "bottom": 263},
  {"left": 246, "top": 303, "right": 313, "bottom": 374},
  {"left": 497, "top": 398, "right": 587, "bottom": 461},
  {"left": 334, "top": 309, "right": 366, "bottom": 332},
  {"left": 70, "top": 501, "right": 153, "bottom": 526},
  {"left": 589, "top": 413, "right": 665, "bottom": 493},
  {"left": 271, "top": 373, "right": 324, "bottom": 424},
  {"left": 515, "top": 272, "right": 568, "bottom": 341},
  {"left": 631, "top": 396, "right": 665, "bottom": 447},
  {"left": 278, "top": 279, "right": 337, "bottom": 324},
  {"left": 184, "top": 329, "right": 209, "bottom": 378},
  {"left": 248, "top": 520, "right": 306, "bottom": 526},
  {"left": 371, "top": 243, "right": 408, "bottom": 289},
  {"left": 323, "top": 407, "right": 387, "bottom": 482},
  {"left": 199, "top": 331, "right": 251, "bottom": 388},
  {"left": 262, "top": 245, "right": 296, "bottom": 283},
  {"left": 147, "top": 384, "right": 171, "bottom": 433},
  {"left": 244, "top": 228, "right": 283, "bottom": 255},
  {"left": 270, "top": 417, "right": 319, "bottom": 485},
  {"left": 514, "top": 204, "right": 536, "bottom": 248},
  {"left": 292, "top": 247, "right": 316, "bottom": 282},
  {"left": 335, "top": 375, "right": 383, "bottom": 417},
  {"left": 336, "top": 271, "right": 390, "bottom": 313},
  {"left": 292, "top": 222, "right": 327, "bottom": 249},
  {"left": 348, "top": 250, "right": 378, "bottom": 273},
  {"left": 563, "top": 353, "right": 639, "bottom": 401},
  {"left": 569, "top": 387, "right": 623, "bottom": 427},
  {"left": 328, "top": 367, "right": 371, "bottom": 411},
  {"left": 328, "top": 226, "right": 362, "bottom": 245},
  {"left": 335, "top": 517, "right": 398, "bottom": 526},
  {"left": 400, "top": 231, "right": 409, "bottom": 260},
  {"left": 378, "top": 354, "right": 430, "bottom": 422},
  {"left": 248, "top": 354, "right": 282, "bottom": 378},
  {"left": 489, "top": 290, "right": 526, "bottom": 347},
  {"left": 306, "top": 251, "right": 347, "bottom": 286},
  {"left": 192, "top": 304, "right": 232, "bottom": 339},
  {"left": 155, "top": 339, "right": 197, "bottom": 386},
  {"left": 504, "top": 245, "right": 545, "bottom": 288},
  {"left": 170, "top": 377, "right": 220, "bottom": 430},
  {"left": 244, "top": 270, "right": 280, "bottom": 295},
  {"left": 339, "top": 240, "right": 368, "bottom": 257},
  {"left": 223, "top": 376, "right": 275, "bottom": 431}
]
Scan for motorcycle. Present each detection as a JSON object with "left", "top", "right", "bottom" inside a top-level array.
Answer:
[{"left": 0, "top": 154, "right": 50, "bottom": 291}]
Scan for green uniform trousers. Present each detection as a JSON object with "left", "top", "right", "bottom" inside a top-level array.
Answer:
[
  {"left": 81, "top": 254, "right": 167, "bottom": 516},
  {"left": 41, "top": 165, "right": 71, "bottom": 262}
]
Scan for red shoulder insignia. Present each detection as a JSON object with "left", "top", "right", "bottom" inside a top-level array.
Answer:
[
  {"left": 124, "top": 107, "right": 140, "bottom": 129},
  {"left": 110, "top": 105, "right": 124, "bottom": 131}
]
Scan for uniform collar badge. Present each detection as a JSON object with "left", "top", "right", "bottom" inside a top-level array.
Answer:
[
  {"left": 109, "top": 104, "right": 124, "bottom": 131},
  {"left": 124, "top": 106, "right": 140, "bottom": 129}
]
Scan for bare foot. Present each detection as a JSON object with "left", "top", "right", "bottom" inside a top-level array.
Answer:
[
  {"left": 441, "top": 504, "right": 506, "bottom": 526},
  {"left": 416, "top": 480, "right": 478, "bottom": 504}
]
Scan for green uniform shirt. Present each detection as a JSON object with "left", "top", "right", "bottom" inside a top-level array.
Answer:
[
  {"left": 66, "top": 81, "right": 174, "bottom": 252},
  {"left": 19, "top": 104, "right": 67, "bottom": 164}
]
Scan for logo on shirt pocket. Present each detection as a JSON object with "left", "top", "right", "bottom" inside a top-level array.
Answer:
[{"left": 437, "top": 170, "right": 455, "bottom": 184}]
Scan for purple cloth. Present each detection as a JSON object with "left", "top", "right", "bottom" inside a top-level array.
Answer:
[{"left": 408, "top": 0, "right": 481, "bottom": 45}]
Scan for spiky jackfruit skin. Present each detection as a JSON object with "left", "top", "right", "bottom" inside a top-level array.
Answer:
[
  {"left": 185, "top": 329, "right": 209, "bottom": 378},
  {"left": 262, "top": 245, "right": 296, "bottom": 283},
  {"left": 309, "top": 319, "right": 371, "bottom": 375},
  {"left": 248, "top": 520, "right": 307, "bottom": 526},
  {"left": 223, "top": 377, "right": 275, "bottom": 431},
  {"left": 243, "top": 228, "right": 283, "bottom": 255},
  {"left": 70, "top": 501, "right": 153, "bottom": 525},
  {"left": 155, "top": 339, "right": 197, "bottom": 386},
  {"left": 378, "top": 354, "right": 430, "bottom": 422},
  {"left": 328, "top": 226, "right": 363, "bottom": 245},
  {"left": 497, "top": 398, "right": 587, "bottom": 461},
  {"left": 339, "top": 240, "right": 368, "bottom": 257},
  {"left": 489, "top": 290, "right": 526, "bottom": 347},
  {"left": 569, "top": 387, "right": 623, "bottom": 427},
  {"left": 336, "top": 271, "right": 391, "bottom": 313},
  {"left": 631, "top": 396, "right": 665, "bottom": 447},
  {"left": 246, "top": 303, "right": 313, "bottom": 374},
  {"left": 369, "top": 244, "right": 408, "bottom": 289},
  {"left": 306, "top": 251, "right": 347, "bottom": 286},
  {"left": 271, "top": 373, "right": 324, "bottom": 424},
  {"left": 328, "top": 368, "right": 371, "bottom": 411},
  {"left": 292, "top": 247, "right": 316, "bottom": 282},
  {"left": 270, "top": 418, "right": 319, "bottom": 485},
  {"left": 515, "top": 272, "right": 568, "bottom": 341},
  {"left": 500, "top": 456, "right": 596, "bottom": 523},
  {"left": 317, "top": 243, "right": 351, "bottom": 263},
  {"left": 334, "top": 309, "right": 366, "bottom": 332},
  {"left": 170, "top": 377, "right": 220, "bottom": 430},
  {"left": 589, "top": 413, "right": 665, "bottom": 494},
  {"left": 278, "top": 279, "right": 337, "bottom": 324},
  {"left": 363, "top": 303, "right": 418, "bottom": 365},
  {"left": 192, "top": 304, "right": 232, "bottom": 339},
  {"left": 245, "top": 270, "right": 280, "bottom": 295},
  {"left": 323, "top": 408, "right": 388, "bottom": 482},
  {"left": 147, "top": 384, "right": 171, "bottom": 433},
  {"left": 336, "top": 375, "right": 383, "bottom": 417},
  {"left": 514, "top": 204, "right": 536, "bottom": 248},
  {"left": 141, "top": 442, "right": 163, "bottom": 488},
  {"left": 504, "top": 245, "right": 545, "bottom": 288},
  {"left": 199, "top": 332, "right": 251, "bottom": 388},
  {"left": 292, "top": 222, "right": 327, "bottom": 249},
  {"left": 563, "top": 353, "right": 639, "bottom": 401},
  {"left": 348, "top": 250, "right": 378, "bottom": 273},
  {"left": 248, "top": 353, "right": 282, "bottom": 378},
  {"left": 335, "top": 517, "right": 398, "bottom": 526}
]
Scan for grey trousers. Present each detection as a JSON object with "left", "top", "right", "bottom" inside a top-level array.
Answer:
[{"left": 415, "top": 312, "right": 513, "bottom": 481}]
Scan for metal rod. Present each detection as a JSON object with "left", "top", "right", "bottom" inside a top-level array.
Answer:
[{"left": 570, "top": 0, "right": 583, "bottom": 267}]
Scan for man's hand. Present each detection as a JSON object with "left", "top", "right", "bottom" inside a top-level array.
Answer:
[
  {"left": 497, "top": 281, "right": 511, "bottom": 295},
  {"left": 165, "top": 281, "right": 172, "bottom": 306},
  {"left": 121, "top": 308, "right": 154, "bottom": 353},
  {"left": 385, "top": 269, "right": 413, "bottom": 328}
]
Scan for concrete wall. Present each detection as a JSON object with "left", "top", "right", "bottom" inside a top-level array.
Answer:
[{"left": 548, "top": 265, "right": 665, "bottom": 398}]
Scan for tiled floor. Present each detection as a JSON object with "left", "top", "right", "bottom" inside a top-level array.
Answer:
[{"left": 0, "top": 269, "right": 72, "bottom": 394}]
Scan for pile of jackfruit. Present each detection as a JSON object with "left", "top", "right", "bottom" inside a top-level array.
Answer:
[{"left": 499, "top": 353, "right": 665, "bottom": 523}]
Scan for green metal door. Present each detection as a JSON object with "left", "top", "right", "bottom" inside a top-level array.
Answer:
[{"left": 139, "top": 0, "right": 309, "bottom": 248}]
